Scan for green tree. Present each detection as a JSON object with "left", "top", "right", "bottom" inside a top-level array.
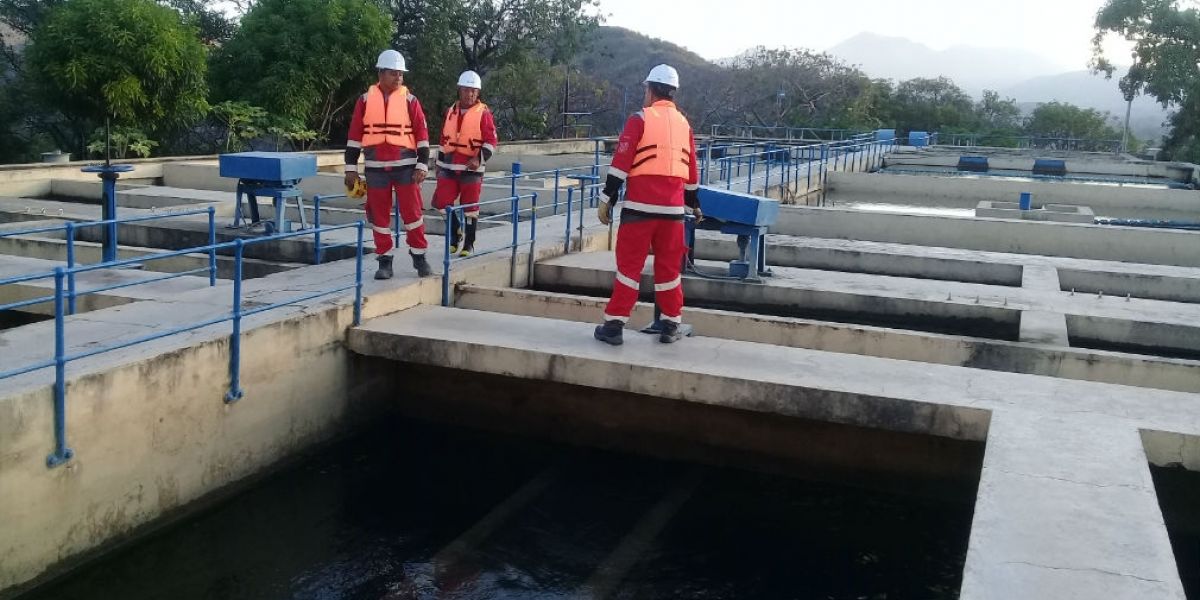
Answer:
[
  {"left": 1093, "top": 0, "right": 1200, "bottom": 159},
  {"left": 381, "top": 0, "right": 601, "bottom": 139},
  {"left": 211, "top": 0, "right": 391, "bottom": 140},
  {"left": 1023, "top": 101, "right": 1131, "bottom": 150},
  {"left": 22, "top": 0, "right": 208, "bottom": 154},
  {"left": 889, "top": 77, "right": 977, "bottom": 133}
]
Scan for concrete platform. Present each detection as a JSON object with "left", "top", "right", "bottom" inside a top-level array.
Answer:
[
  {"left": 454, "top": 285, "right": 1200, "bottom": 393},
  {"left": 0, "top": 255, "right": 221, "bottom": 315},
  {"left": 348, "top": 305, "right": 1196, "bottom": 599},
  {"left": 534, "top": 251, "right": 1200, "bottom": 357}
]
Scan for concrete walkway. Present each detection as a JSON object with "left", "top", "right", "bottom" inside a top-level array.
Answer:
[{"left": 349, "top": 305, "right": 1195, "bottom": 599}]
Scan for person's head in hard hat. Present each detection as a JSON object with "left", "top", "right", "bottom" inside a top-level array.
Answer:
[
  {"left": 643, "top": 64, "right": 679, "bottom": 108},
  {"left": 376, "top": 49, "right": 406, "bottom": 94},
  {"left": 456, "top": 70, "right": 482, "bottom": 110}
]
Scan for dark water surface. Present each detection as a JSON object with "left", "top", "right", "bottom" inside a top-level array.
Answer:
[{"left": 26, "top": 418, "right": 973, "bottom": 600}]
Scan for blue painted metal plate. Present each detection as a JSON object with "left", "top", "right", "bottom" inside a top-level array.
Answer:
[
  {"left": 219, "top": 152, "right": 318, "bottom": 181},
  {"left": 909, "top": 131, "right": 930, "bottom": 147},
  {"left": 1033, "top": 158, "right": 1067, "bottom": 176},
  {"left": 875, "top": 129, "right": 896, "bottom": 142},
  {"left": 697, "top": 186, "right": 780, "bottom": 227}
]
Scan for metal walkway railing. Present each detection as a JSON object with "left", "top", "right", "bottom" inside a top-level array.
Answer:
[{"left": 0, "top": 220, "right": 364, "bottom": 468}]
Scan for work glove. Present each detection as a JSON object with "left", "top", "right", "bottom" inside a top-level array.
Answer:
[{"left": 597, "top": 193, "right": 612, "bottom": 225}]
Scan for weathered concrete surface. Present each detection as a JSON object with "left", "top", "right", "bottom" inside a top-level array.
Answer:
[
  {"left": 828, "top": 171, "right": 1200, "bottom": 220},
  {"left": 975, "top": 201, "right": 1096, "bottom": 224},
  {"left": 694, "top": 233, "right": 1200, "bottom": 303},
  {"left": 0, "top": 255, "right": 222, "bottom": 315},
  {"left": 1018, "top": 266, "right": 1069, "bottom": 346},
  {"left": 535, "top": 251, "right": 1200, "bottom": 354},
  {"left": 0, "top": 235, "right": 299, "bottom": 280},
  {"left": 883, "top": 149, "right": 1194, "bottom": 181},
  {"left": 0, "top": 209, "right": 613, "bottom": 595},
  {"left": 455, "top": 285, "right": 1200, "bottom": 393},
  {"left": 348, "top": 305, "right": 1197, "bottom": 599},
  {"left": 773, "top": 205, "right": 1200, "bottom": 268}
]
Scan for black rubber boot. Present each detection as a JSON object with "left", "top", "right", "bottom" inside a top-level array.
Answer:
[
  {"left": 460, "top": 217, "right": 477, "bottom": 257},
  {"left": 593, "top": 320, "right": 624, "bottom": 346},
  {"left": 659, "top": 320, "right": 684, "bottom": 344},
  {"left": 449, "top": 215, "right": 463, "bottom": 254},
  {"left": 374, "top": 255, "right": 394, "bottom": 280},
  {"left": 410, "top": 251, "right": 432, "bottom": 277}
]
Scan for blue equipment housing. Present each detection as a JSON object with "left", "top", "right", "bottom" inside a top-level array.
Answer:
[{"left": 219, "top": 152, "right": 318, "bottom": 234}]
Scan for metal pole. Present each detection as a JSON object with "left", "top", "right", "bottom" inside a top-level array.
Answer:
[
  {"left": 553, "top": 169, "right": 560, "bottom": 215},
  {"left": 354, "top": 222, "right": 363, "bottom": 325},
  {"left": 1121, "top": 97, "right": 1133, "bottom": 154},
  {"left": 225, "top": 240, "right": 245, "bottom": 403},
  {"left": 564, "top": 187, "right": 574, "bottom": 253},
  {"left": 65, "top": 223, "right": 76, "bottom": 315},
  {"left": 207, "top": 206, "right": 217, "bottom": 286},
  {"left": 509, "top": 195, "right": 519, "bottom": 288},
  {"left": 313, "top": 195, "right": 323, "bottom": 265},
  {"left": 528, "top": 193, "right": 538, "bottom": 288},
  {"left": 47, "top": 268, "right": 74, "bottom": 468},
  {"left": 443, "top": 208, "right": 453, "bottom": 306},
  {"left": 511, "top": 161, "right": 521, "bottom": 198},
  {"left": 101, "top": 171, "right": 119, "bottom": 263}
]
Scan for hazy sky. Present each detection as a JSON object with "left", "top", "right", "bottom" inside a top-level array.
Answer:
[{"left": 598, "top": 0, "right": 1134, "bottom": 71}]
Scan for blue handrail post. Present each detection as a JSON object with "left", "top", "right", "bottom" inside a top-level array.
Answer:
[
  {"left": 225, "top": 240, "right": 245, "bottom": 403},
  {"left": 207, "top": 206, "right": 217, "bottom": 286},
  {"left": 747, "top": 155, "right": 756, "bottom": 194},
  {"left": 806, "top": 145, "right": 813, "bottom": 194},
  {"left": 564, "top": 187, "right": 574, "bottom": 253},
  {"left": 509, "top": 194, "right": 519, "bottom": 287},
  {"left": 510, "top": 161, "right": 521, "bottom": 198},
  {"left": 592, "top": 139, "right": 601, "bottom": 179},
  {"left": 65, "top": 222, "right": 76, "bottom": 315},
  {"left": 46, "top": 268, "right": 74, "bottom": 468},
  {"left": 353, "top": 221, "right": 364, "bottom": 326},
  {"left": 313, "top": 195, "right": 324, "bottom": 265},
  {"left": 765, "top": 153, "right": 772, "bottom": 195},
  {"left": 527, "top": 193, "right": 538, "bottom": 287},
  {"left": 553, "top": 169, "right": 561, "bottom": 215},
  {"left": 442, "top": 207, "right": 453, "bottom": 307},
  {"left": 701, "top": 141, "right": 712, "bottom": 185}
]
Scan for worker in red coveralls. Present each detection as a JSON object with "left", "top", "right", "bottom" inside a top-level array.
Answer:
[
  {"left": 432, "top": 70, "right": 498, "bottom": 257},
  {"left": 594, "top": 64, "right": 701, "bottom": 346},
  {"left": 343, "top": 49, "right": 433, "bottom": 279}
]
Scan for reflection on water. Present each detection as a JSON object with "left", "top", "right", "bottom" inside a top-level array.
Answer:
[{"left": 25, "top": 417, "right": 974, "bottom": 600}]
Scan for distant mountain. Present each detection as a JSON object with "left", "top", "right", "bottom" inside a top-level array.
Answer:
[
  {"left": 578, "top": 26, "right": 718, "bottom": 90},
  {"left": 826, "top": 32, "right": 1068, "bottom": 94},
  {"left": 1002, "top": 69, "right": 1172, "bottom": 142}
]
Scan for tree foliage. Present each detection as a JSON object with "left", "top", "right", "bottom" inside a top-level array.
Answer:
[
  {"left": 381, "top": 0, "right": 601, "bottom": 138},
  {"left": 211, "top": 0, "right": 391, "bottom": 140},
  {"left": 1093, "top": 0, "right": 1200, "bottom": 157},
  {"left": 22, "top": 0, "right": 208, "bottom": 153}
]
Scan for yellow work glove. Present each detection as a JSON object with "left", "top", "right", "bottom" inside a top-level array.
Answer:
[
  {"left": 597, "top": 197, "right": 612, "bottom": 225},
  {"left": 346, "top": 176, "right": 367, "bottom": 199}
]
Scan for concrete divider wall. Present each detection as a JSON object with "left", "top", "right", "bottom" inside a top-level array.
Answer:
[
  {"left": 0, "top": 305, "right": 386, "bottom": 595},
  {"left": 885, "top": 152, "right": 1195, "bottom": 180},
  {"left": 775, "top": 206, "right": 1200, "bottom": 268},
  {"left": 828, "top": 172, "right": 1200, "bottom": 213}
]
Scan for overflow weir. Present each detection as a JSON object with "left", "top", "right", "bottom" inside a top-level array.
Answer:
[{"left": 2, "top": 138, "right": 1200, "bottom": 599}]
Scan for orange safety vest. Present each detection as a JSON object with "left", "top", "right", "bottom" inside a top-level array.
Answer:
[
  {"left": 441, "top": 102, "right": 488, "bottom": 157},
  {"left": 362, "top": 84, "right": 416, "bottom": 149},
  {"left": 628, "top": 101, "right": 692, "bottom": 179}
]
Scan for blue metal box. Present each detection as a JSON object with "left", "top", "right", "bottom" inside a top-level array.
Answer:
[
  {"left": 219, "top": 152, "right": 318, "bottom": 182},
  {"left": 1033, "top": 158, "right": 1067, "bottom": 176},
  {"left": 875, "top": 129, "right": 896, "bottom": 142},
  {"left": 909, "top": 131, "right": 930, "bottom": 147},
  {"left": 697, "top": 186, "right": 781, "bottom": 227},
  {"left": 958, "top": 156, "right": 989, "bottom": 172}
]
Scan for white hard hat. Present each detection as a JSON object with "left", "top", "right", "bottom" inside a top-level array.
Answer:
[
  {"left": 457, "top": 70, "right": 482, "bottom": 90},
  {"left": 376, "top": 49, "right": 407, "bottom": 72},
  {"left": 644, "top": 64, "right": 680, "bottom": 89}
]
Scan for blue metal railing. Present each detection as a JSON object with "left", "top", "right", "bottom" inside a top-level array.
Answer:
[
  {"left": 441, "top": 193, "right": 538, "bottom": 306},
  {"left": 0, "top": 222, "right": 365, "bottom": 468},
  {"left": 0, "top": 207, "right": 218, "bottom": 315},
  {"left": 702, "top": 138, "right": 897, "bottom": 201}
]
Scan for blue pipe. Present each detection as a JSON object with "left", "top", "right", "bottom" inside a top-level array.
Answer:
[
  {"left": 353, "top": 221, "right": 364, "bottom": 326},
  {"left": 442, "top": 206, "right": 453, "bottom": 307},
  {"left": 65, "top": 222, "right": 76, "bottom": 315},
  {"left": 207, "top": 206, "right": 217, "bottom": 286},
  {"left": 46, "top": 267, "right": 74, "bottom": 468},
  {"left": 226, "top": 239, "right": 244, "bottom": 403}
]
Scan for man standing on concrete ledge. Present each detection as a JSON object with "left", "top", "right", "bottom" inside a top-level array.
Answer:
[
  {"left": 594, "top": 64, "right": 701, "bottom": 346},
  {"left": 344, "top": 49, "right": 433, "bottom": 279},
  {"left": 432, "top": 70, "right": 498, "bottom": 257}
]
